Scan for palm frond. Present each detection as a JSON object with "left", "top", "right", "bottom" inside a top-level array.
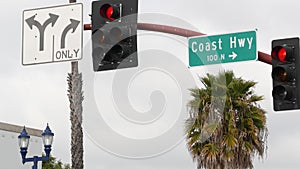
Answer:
[{"left": 185, "top": 70, "right": 268, "bottom": 169}]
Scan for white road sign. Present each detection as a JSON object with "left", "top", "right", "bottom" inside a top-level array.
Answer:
[{"left": 22, "top": 3, "right": 83, "bottom": 65}]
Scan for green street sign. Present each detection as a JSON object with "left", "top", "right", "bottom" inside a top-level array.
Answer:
[{"left": 189, "top": 30, "right": 257, "bottom": 67}]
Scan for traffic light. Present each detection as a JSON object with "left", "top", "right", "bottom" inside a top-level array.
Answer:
[
  {"left": 91, "top": 0, "right": 138, "bottom": 71},
  {"left": 271, "top": 37, "right": 300, "bottom": 111}
]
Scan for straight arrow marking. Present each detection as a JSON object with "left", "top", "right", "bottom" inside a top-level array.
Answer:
[{"left": 61, "top": 19, "right": 80, "bottom": 49}]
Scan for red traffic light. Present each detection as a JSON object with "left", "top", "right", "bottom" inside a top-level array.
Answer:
[
  {"left": 278, "top": 48, "right": 286, "bottom": 62},
  {"left": 271, "top": 46, "right": 293, "bottom": 62},
  {"left": 91, "top": 0, "right": 138, "bottom": 71},
  {"left": 271, "top": 37, "right": 300, "bottom": 111},
  {"left": 100, "top": 4, "right": 120, "bottom": 21}
]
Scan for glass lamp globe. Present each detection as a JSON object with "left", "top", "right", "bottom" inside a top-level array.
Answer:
[
  {"left": 42, "top": 124, "right": 54, "bottom": 146},
  {"left": 18, "top": 127, "right": 30, "bottom": 149}
]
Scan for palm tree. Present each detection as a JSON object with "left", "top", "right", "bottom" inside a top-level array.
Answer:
[
  {"left": 185, "top": 71, "right": 268, "bottom": 169},
  {"left": 67, "top": 1, "right": 84, "bottom": 169},
  {"left": 67, "top": 61, "right": 84, "bottom": 169}
]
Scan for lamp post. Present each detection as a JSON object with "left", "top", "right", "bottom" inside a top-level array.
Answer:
[{"left": 18, "top": 124, "right": 54, "bottom": 169}]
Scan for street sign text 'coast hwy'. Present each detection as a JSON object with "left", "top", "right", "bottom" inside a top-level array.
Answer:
[{"left": 189, "top": 30, "right": 257, "bottom": 67}]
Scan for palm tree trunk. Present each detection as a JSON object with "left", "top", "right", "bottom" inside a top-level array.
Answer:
[
  {"left": 68, "top": 1, "right": 84, "bottom": 169},
  {"left": 68, "top": 61, "right": 84, "bottom": 169}
]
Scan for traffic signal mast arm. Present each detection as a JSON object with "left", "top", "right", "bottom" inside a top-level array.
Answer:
[
  {"left": 84, "top": 23, "right": 272, "bottom": 65},
  {"left": 137, "top": 23, "right": 271, "bottom": 65}
]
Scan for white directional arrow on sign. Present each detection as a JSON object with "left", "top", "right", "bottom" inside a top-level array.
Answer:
[{"left": 229, "top": 51, "right": 237, "bottom": 60}]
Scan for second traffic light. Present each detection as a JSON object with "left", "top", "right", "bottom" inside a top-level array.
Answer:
[
  {"left": 271, "top": 37, "right": 300, "bottom": 111},
  {"left": 91, "top": 0, "right": 138, "bottom": 71}
]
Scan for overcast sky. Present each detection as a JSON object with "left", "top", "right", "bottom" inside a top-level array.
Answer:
[{"left": 1, "top": 0, "right": 300, "bottom": 169}]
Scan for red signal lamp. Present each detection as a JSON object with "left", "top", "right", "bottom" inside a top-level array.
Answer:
[
  {"left": 278, "top": 48, "right": 287, "bottom": 62},
  {"left": 100, "top": 4, "right": 121, "bottom": 21},
  {"left": 271, "top": 46, "right": 293, "bottom": 62}
]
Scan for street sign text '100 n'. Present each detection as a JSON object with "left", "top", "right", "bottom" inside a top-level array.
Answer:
[
  {"left": 22, "top": 3, "right": 83, "bottom": 65},
  {"left": 189, "top": 30, "right": 257, "bottom": 67}
]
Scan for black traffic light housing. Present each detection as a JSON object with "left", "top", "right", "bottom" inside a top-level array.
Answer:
[
  {"left": 271, "top": 37, "right": 300, "bottom": 111},
  {"left": 91, "top": 0, "right": 138, "bottom": 71}
]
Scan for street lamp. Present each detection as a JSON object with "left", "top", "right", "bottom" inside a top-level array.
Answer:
[{"left": 18, "top": 124, "right": 54, "bottom": 169}]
